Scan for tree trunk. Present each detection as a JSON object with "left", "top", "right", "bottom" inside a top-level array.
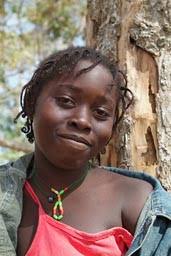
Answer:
[{"left": 86, "top": 0, "right": 171, "bottom": 191}]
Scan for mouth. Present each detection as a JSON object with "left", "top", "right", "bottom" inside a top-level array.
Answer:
[{"left": 57, "top": 134, "right": 92, "bottom": 147}]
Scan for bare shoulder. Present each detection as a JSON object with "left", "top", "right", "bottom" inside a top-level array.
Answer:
[
  {"left": 89, "top": 166, "right": 129, "bottom": 192},
  {"left": 90, "top": 166, "right": 153, "bottom": 192},
  {"left": 90, "top": 167, "right": 153, "bottom": 234},
  {"left": 122, "top": 172, "right": 153, "bottom": 207},
  {"left": 120, "top": 172, "right": 153, "bottom": 234}
]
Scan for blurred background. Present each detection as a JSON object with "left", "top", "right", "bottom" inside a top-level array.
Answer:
[
  {"left": 1, "top": 0, "right": 171, "bottom": 190},
  {"left": 0, "top": 0, "right": 86, "bottom": 163}
]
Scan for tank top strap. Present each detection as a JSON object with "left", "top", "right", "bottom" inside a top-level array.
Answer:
[{"left": 24, "top": 180, "right": 44, "bottom": 214}]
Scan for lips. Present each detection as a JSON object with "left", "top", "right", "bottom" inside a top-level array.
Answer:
[{"left": 57, "top": 133, "right": 92, "bottom": 147}]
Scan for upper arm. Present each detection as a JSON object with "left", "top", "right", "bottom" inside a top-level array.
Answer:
[{"left": 122, "top": 178, "right": 153, "bottom": 234}]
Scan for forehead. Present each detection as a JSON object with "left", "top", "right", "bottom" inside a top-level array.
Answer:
[
  {"left": 60, "top": 60, "right": 115, "bottom": 92},
  {"left": 73, "top": 60, "right": 113, "bottom": 81},
  {"left": 72, "top": 60, "right": 116, "bottom": 96},
  {"left": 51, "top": 60, "right": 116, "bottom": 98},
  {"left": 40, "top": 60, "right": 117, "bottom": 102}
]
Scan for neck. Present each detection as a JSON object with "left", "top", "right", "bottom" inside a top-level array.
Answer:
[{"left": 33, "top": 148, "right": 89, "bottom": 189}]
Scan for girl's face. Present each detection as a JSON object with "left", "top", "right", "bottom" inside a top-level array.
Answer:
[{"left": 33, "top": 61, "right": 118, "bottom": 170}]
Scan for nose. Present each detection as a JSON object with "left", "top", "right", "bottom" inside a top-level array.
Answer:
[{"left": 68, "top": 106, "right": 91, "bottom": 133}]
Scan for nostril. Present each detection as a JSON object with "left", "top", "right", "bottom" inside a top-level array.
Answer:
[
  {"left": 68, "top": 118, "right": 91, "bottom": 132},
  {"left": 70, "top": 120, "right": 78, "bottom": 128}
]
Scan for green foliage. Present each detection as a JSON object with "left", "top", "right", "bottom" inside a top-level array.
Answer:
[
  {"left": 0, "top": 0, "right": 86, "bottom": 162},
  {"left": 27, "top": 0, "right": 85, "bottom": 42},
  {"left": 0, "top": 63, "right": 5, "bottom": 83}
]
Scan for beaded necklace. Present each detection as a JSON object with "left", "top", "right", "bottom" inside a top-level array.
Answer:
[{"left": 31, "top": 166, "right": 89, "bottom": 221}]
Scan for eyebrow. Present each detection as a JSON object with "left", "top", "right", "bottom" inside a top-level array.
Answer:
[
  {"left": 57, "top": 83, "right": 82, "bottom": 93},
  {"left": 57, "top": 82, "right": 116, "bottom": 106}
]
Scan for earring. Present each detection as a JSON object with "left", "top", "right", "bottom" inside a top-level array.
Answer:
[{"left": 100, "top": 147, "right": 106, "bottom": 154}]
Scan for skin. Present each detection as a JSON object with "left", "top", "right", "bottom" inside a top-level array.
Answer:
[{"left": 17, "top": 61, "right": 153, "bottom": 255}]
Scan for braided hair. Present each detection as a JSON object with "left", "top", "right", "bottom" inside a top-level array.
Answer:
[{"left": 15, "top": 46, "right": 133, "bottom": 143}]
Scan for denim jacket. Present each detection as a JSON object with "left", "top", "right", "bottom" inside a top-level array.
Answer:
[{"left": 0, "top": 153, "right": 171, "bottom": 256}]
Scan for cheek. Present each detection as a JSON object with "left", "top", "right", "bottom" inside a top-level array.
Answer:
[
  {"left": 95, "top": 121, "right": 113, "bottom": 149},
  {"left": 33, "top": 101, "right": 62, "bottom": 128},
  {"left": 32, "top": 106, "right": 56, "bottom": 142}
]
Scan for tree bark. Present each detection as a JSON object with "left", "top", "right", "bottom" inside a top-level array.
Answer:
[{"left": 86, "top": 0, "right": 171, "bottom": 191}]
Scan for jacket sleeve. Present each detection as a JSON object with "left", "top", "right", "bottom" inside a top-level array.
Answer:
[
  {"left": 0, "top": 214, "right": 17, "bottom": 256},
  {"left": 0, "top": 163, "right": 24, "bottom": 256}
]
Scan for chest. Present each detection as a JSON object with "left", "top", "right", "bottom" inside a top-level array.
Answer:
[{"left": 17, "top": 186, "right": 123, "bottom": 256}]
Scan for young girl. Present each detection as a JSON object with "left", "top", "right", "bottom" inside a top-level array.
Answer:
[{"left": 0, "top": 47, "right": 171, "bottom": 256}]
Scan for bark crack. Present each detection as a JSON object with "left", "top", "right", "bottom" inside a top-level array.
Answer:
[{"left": 142, "top": 126, "right": 158, "bottom": 166}]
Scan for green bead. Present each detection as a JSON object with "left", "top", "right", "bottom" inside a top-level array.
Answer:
[
  {"left": 53, "top": 214, "right": 63, "bottom": 220},
  {"left": 60, "top": 189, "right": 65, "bottom": 194},
  {"left": 58, "top": 201, "right": 62, "bottom": 207},
  {"left": 57, "top": 215, "right": 63, "bottom": 220}
]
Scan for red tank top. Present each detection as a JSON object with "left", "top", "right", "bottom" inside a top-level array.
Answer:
[{"left": 25, "top": 181, "right": 133, "bottom": 256}]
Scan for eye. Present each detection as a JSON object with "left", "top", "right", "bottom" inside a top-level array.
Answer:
[
  {"left": 94, "top": 108, "right": 110, "bottom": 120},
  {"left": 55, "top": 96, "right": 75, "bottom": 108}
]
